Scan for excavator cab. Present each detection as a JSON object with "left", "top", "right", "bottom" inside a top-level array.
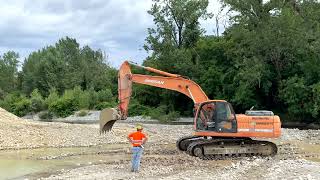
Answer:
[{"left": 195, "top": 101, "right": 237, "bottom": 133}]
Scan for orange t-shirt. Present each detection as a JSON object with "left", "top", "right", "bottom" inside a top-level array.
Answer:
[{"left": 128, "top": 131, "right": 146, "bottom": 147}]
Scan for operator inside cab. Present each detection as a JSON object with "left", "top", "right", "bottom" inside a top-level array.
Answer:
[{"left": 196, "top": 102, "right": 237, "bottom": 133}]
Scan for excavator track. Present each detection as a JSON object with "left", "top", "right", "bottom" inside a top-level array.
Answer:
[
  {"left": 176, "top": 136, "right": 204, "bottom": 151},
  {"left": 183, "top": 137, "right": 277, "bottom": 160}
]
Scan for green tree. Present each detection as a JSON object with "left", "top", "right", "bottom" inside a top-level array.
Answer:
[
  {"left": 145, "top": 0, "right": 211, "bottom": 50},
  {"left": 30, "top": 89, "right": 45, "bottom": 113},
  {"left": 221, "top": 0, "right": 320, "bottom": 119},
  {"left": 0, "top": 92, "right": 31, "bottom": 117},
  {"left": 138, "top": 0, "right": 212, "bottom": 116},
  {"left": 0, "top": 51, "right": 19, "bottom": 94},
  {"left": 45, "top": 88, "right": 59, "bottom": 108},
  {"left": 21, "top": 37, "right": 117, "bottom": 96},
  {"left": 144, "top": 0, "right": 211, "bottom": 71}
]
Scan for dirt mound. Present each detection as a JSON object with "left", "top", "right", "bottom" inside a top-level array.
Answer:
[
  {"left": 0, "top": 108, "right": 141, "bottom": 150},
  {"left": 0, "top": 107, "right": 24, "bottom": 123}
]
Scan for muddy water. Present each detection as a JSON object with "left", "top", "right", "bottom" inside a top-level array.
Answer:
[
  {"left": 298, "top": 143, "right": 320, "bottom": 162},
  {"left": 0, "top": 144, "right": 130, "bottom": 180}
]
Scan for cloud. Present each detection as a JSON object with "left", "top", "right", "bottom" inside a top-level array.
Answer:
[{"left": 0, "top": 0, "right": 224, "bottom": 67}]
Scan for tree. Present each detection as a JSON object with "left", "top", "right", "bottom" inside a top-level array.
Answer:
[
  {"left": 21, "top": 37, "right": 117, "bottom": 96},
  {"left": 139, "top": 0, "right": 212, "bottom": 116},
  {"left": 30, "top": 89, "right": 45, "bottom": 113},
  {"left": 221, "top": 0, "right": 320, "bottom": 119},
  {"left": 145, "top": 0, "right": 211, "bottom": 51},
  {"left": 0, "top": 51, "right": 19, "bottom": 95}
]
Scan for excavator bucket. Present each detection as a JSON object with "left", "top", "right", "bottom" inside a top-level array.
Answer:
[
  {"left": 99, "top": 61, "right": 132, "bottom": 133},
  {"left": 99, "top": 108, "right": 120, "bottom": 133}
]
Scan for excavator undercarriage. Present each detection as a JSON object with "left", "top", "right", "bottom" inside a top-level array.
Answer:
[{"left": 176, "top": 136, "right": 277, "bottom": 160}]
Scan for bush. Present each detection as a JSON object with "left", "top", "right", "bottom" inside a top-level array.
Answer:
[
  {"left": 279, "top": 76, "right": 311, "bottom": 120},
  {"left": 88, "top": 88, "right": 99, "bottom": 109},
  {"left": 0, "top": 92, "right": 20, "bottom": 112},
  {"left": 0, "top": 88, "right": 5, "bottom": 99},
  {"left": 97, "top": 89, "right": 113, "bottom": 102},
  {"left": 309, "top": 83, "right": 320, "bottom": 119},
  {"left": 38, "top": 111, "right": 54, "bottom": 120},
  {"left": 159, "top": 111, "right": 180, "bottom": 123},
  {"left": 95, "top": 101, "right": 117, "bottom": 110},
  {"left": 128, "top": 99, "right": 151, "bottom": 116},
  {"left": 13, "top": 96, "right": 31, "bottom": 117},
  {"left": 0, "top": 93, "right": 31, "bottom": 117},
  {"left": 30, "top": 89, "right": 45, "bottom": 113},
  {"left": 148, "top": 105, "right": 179, "bottom": 123},
  {"left": 78, "top": 90, "right": 90, "bottom": 109},
  {"left": 47, "top": 87, "right": 93, "bottom": 117},
  {"left": 71, "top": 86, "right": 90, "bottom": 109},
  {"left": 49, "top": 89, "right": 77, "bottom": 117},
  {"left": 46, "top": 87, "right": 116, "bottom": 117},
  {"left": 148, "top": 105, "right": 166, "bottom": 120},
  {"left": 45, "top": 88, "right": 59, "bottom": 108},
  {"left": 77, "top": 109, "right": 88, "bottom": 117}
]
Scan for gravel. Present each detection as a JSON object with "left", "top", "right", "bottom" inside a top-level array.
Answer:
[
  {"left": 42, "top": 157, "right": 320, "bottom": 180},
  {"left": 1, "top": 108, "right": 320, "bottom": 179},
  {"left": 0, "top": 108, "right": 192, "bottom": 150}
]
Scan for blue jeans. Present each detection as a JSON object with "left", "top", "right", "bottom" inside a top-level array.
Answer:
[{"left": 131, "top": 146, "right": 143, "bottom": 172}]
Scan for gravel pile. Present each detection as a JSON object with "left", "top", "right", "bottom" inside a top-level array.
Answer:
[
  {"left": 0, "top": 109, "right": 193, "bottom": 150},
  {"left": 0, "top": 107, "right": 30, "bottom": 124},
  {"left": 0, "top": 108, "right": 134, "bottom": 149},
  {"left": 0, "top": 122, "right": 130, "bottom": 150}
]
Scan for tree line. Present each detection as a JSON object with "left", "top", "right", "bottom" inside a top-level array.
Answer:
[
  {"left": 134, "top": 0, "right": 320, "bottom": 123},
  {"left": 0, "top": 37, "right": 118, "bottom": 118},
  {"left": 1, "top": 0, "right": 320, "bottom": 123}
]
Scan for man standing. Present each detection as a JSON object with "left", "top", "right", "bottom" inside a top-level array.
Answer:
[{"left": 127, "top": 124, "right": 148, "bottom": 172}]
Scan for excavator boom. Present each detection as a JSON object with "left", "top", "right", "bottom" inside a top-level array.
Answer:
[{"left": 100, "top": 61, "right": 208, "bottom": 132}]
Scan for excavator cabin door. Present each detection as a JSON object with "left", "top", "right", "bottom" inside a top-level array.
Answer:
[{"left": 195, "top": 101, "right": 237, "bottom": 133}]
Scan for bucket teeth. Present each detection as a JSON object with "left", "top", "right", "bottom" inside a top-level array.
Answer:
[{"left": 99, "top": 108, "right": 120, "bottom": 133}]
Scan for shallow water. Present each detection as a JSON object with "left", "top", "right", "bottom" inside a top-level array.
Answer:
[
  {"left": 0, "top": 144, "right": 130, "bottom": 180},
  {"left": 299, "top": 143, "right": 320, "bottom": 162}
]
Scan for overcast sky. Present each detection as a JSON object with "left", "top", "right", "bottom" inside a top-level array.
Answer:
[{"left": 0, "top": 0, "right": 226, "bottom": 67}]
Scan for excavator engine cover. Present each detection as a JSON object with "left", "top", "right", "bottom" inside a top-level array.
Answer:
[{"left": 99, "top": 108, "right": 120, "bottom": 133}]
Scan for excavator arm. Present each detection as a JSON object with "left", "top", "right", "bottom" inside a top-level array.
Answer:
[{"left": 100, "top": 61, "right": 209, "bottom": 133}]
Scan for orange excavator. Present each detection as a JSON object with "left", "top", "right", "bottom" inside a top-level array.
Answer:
[{"left": 100, "top": 61, "right": 281, "bottom": 159}]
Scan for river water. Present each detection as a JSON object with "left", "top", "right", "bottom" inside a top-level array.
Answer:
[{"left": 0, "top": 144, "right": 130, "bottom": 180}]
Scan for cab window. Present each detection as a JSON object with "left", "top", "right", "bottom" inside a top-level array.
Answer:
[{"left": 196, "top": 102, "right": 237, "bottom": 133}]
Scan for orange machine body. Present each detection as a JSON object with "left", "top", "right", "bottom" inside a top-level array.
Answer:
[
  {"left": 118, "top": 61, "right": 281, "bottom": 139},
  {"left": 193, "top": 112, "right": 281, "bottom": 138}
]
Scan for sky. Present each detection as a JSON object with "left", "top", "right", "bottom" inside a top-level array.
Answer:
[{"left": 0, "top": 0, "right": 226, "bottom": 68}]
